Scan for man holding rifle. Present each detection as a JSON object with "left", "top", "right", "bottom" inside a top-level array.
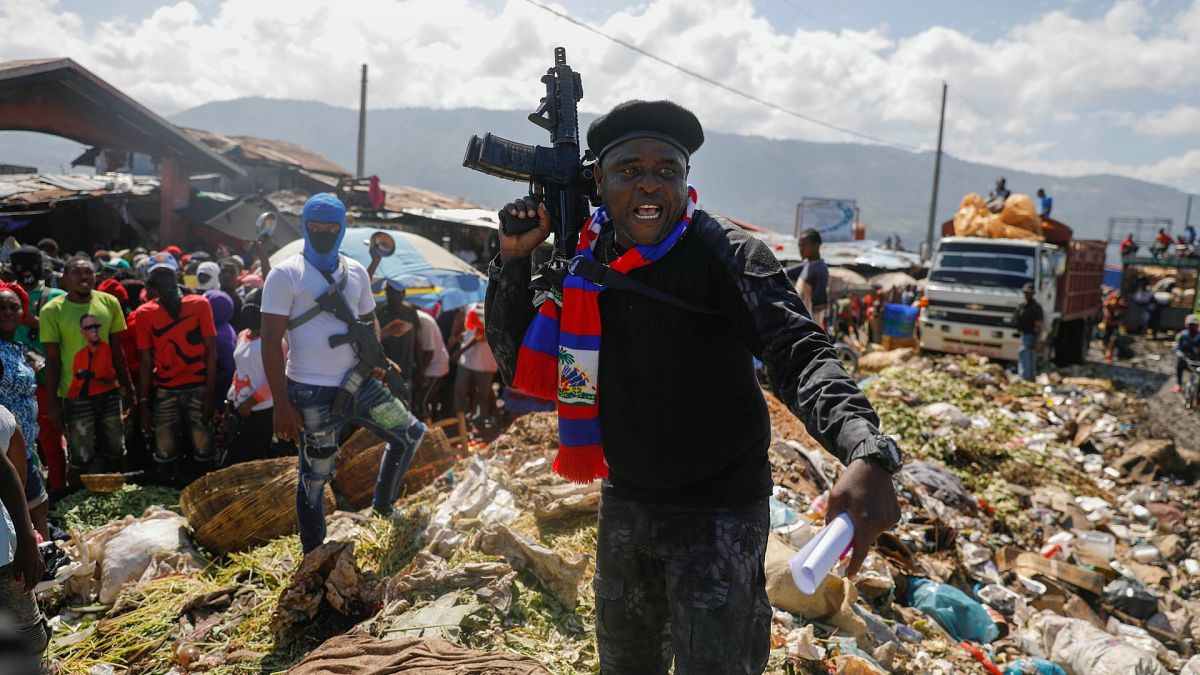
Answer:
[
  {"left": 261, "top": 193, "right": 426, "bottom": 553},
  {"left": 485, "top": 99, "right": 901, "bottom": 674}
]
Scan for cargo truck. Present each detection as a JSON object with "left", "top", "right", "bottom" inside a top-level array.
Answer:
[{"left": 920, "top": 219, "right": 1105, "bottom": 365}]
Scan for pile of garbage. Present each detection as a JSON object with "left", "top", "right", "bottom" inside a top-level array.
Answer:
[
  {"left": 36, "top": 351, "right": 1200, "bottom": 674},
  {"left": 953, "top": 192, "right": 1045, "bottom": 241}
]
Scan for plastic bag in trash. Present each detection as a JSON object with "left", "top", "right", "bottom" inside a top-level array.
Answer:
[
  {"left": 1103, "top": 577, "right": 1159, "bottom": 620},
  {"left": 906, "top": 577, "right": 1000, "bottom": 643},
  {"left": 1003, "top": 659, "right": 1066, "bottom": 675},
  {"left": 769, "top": 495, "right": 799, "bottom": 530},
  {"left": 99, "top": 508, "right": 192, "bottom": 604},
  {"left": 901, "top": 461, "right": 971, "bottom": 508},
  {"left": 1035, "top": 612, "right": 1168, "bottom": 675}
]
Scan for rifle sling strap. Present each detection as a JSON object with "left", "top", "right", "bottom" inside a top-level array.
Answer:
[
  {"left": 287, "top": 258, "right": 349, "bottom": 331},
  {"left": 563, "top": 256, "right": 720, "bottom": 315}
]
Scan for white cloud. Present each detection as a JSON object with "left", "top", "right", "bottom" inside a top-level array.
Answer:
[
  {"left": 1133, "top": 105, "right": 1200, "bottom": 136},
  {"left": 2, "top": 0, "right": 1199, "bottom": 190}
]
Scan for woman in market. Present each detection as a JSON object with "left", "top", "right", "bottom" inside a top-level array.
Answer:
[
  {"left": 221, "top": 290, "right": 293, "bottom": 465},
  {"left": 0, "top": 283, "right": 49, "bottom": 538}
]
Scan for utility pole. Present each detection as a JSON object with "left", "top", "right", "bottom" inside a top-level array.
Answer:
[
  {"left": 1187, "top": 193, "right": 1193, "bottom": 230},
  {"left": 356, "top": 64, "right": 368, "bottom": 178},
  {"left": 924, "top": 81, "right": 947, "bottom": 262}
]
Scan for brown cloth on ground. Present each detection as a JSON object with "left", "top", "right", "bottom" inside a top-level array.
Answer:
[{"left": 287, "top": 631, "right": 552, "bottom": 674}]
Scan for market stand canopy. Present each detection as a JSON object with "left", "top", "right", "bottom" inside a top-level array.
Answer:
[
  {"left": 0, "top": 58, "right": 243, "bottom": 243},
  {"left": 270, "top": 228, "right": 486, "bottom": 312}
]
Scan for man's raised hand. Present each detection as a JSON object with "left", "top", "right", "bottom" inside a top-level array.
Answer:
[{"left": 498, "top": 196, "right": 554, "bottom": 263}]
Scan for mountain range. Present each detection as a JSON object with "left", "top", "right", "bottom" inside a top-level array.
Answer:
[{"left": 5, "top": 97, "right": 1194, "bottom": 246}]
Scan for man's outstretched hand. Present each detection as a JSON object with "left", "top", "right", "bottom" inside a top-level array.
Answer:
[{"left": 826, "top": 458, "right": 901, "bottom": 577}]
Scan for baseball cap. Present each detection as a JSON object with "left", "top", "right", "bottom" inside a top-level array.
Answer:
[{"left": 147, "top": 251, "right": 179, "bottom": 274}]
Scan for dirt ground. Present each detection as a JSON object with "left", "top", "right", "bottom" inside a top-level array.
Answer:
[{"left": 1088, "top": 335, "right": 1200, "bottom": 449}]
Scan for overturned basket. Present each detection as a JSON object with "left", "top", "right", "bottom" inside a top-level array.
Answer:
[
  {"left": 80, "top": 473, "right": 127, "bottom": 493},
  {"left": 334, "top": 426, "right": 455, "bottom": 510},
  {"left": 80, "top": 471, "right": 142, "bottom": 493},
  {"left": 180, "top": 457, "right": 334, "bottom": 554}
]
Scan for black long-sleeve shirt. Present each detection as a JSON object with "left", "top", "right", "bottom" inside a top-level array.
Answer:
[{"left": 485, "top": 210, "right": 881, "bottom": 505}]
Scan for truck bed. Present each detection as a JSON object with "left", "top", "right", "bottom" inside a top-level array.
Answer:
[{"left": 1059, "top": 240, "right": 1105, "bottom": 322}]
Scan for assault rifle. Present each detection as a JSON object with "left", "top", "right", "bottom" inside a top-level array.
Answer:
[
  {"left": 314, "top": 274, "right": 409, "bottom": 416},
  {"left": 463, "top": 47, "right": 598, "bottom": 261}
]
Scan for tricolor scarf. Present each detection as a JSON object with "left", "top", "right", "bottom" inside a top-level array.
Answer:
[{"left": 514, "top": 185, "right": 699, "bottom": 482}]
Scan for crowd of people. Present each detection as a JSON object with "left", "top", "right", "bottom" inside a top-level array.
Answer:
[
  {"left": 1121, "top": 225, "right": 1199, "bottom": 260},
  {"left": 0, "top": 230, "right": 502, "bottom": 507},
  {"left": 785, "top": 228, "right": 923, "bottom": 346},
  {"left": 0, "top": 208, "right": 515, "bottom": 656}
]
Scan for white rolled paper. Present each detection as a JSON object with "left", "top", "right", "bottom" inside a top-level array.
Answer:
[{"left": 788, "top": 512, "right": 855, "bottom": 595}]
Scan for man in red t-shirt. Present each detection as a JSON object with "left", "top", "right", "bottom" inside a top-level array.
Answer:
[{"left": 136, "top": 253, "right": 217, "bottom": 483}]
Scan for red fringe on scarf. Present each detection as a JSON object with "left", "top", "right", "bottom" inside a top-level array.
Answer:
[{"left": 552, "top": 444, "right": 608, "bottom": 483}]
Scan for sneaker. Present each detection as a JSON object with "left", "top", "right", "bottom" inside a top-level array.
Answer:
[{"left": 1174, "top": 385, "right": 1183, "bottom": 394}]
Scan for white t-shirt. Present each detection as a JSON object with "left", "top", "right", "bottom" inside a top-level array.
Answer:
[
  {"left": 261, "top": 254, "right": 376, "bottom": 387},
  {"left": 458, "top": 303, "right": 499, "bottom": 373},
  {"left": 229, "top": 330, "right": 286, "bottom": 411},
  {"left": 0, "top": 406, "right": 18, "bottom": 567},
  {"left": 416, "top": 309, "right": 450, "bottom": 378}
]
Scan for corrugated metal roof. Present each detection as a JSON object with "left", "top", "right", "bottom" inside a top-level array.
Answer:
[
  {"left": 0, "top": 173, "right": 158, "bottom": 207},
  {"left": 402, "top": 208, "right": 499, "bottom": 229},
  {"left": 183, "top": 128, "right": 351, "bottom": 177},
  {"left": 380, "top": 183, "right": 482, "bottom": 211}
]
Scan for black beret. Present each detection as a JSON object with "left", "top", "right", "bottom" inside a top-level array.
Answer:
[{"left": 587, "top": 100, "right": 704, "bottom": 161}]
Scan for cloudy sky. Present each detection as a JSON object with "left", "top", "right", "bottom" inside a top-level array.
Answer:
[{"left": 4, "top": 0, "right": 1200, "bottom": 191}]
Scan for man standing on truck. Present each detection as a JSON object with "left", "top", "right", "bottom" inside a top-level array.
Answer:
[
  {"left": 1036, "top": 188, "right": 1052, "bottom": 219},
  {"left": 1014, "top": 282, "right": 1043, "bottom": 381},
  {"left": 987, "top": 177, "right": 1010, "bottom": 212},
  {"left": 1153, "top": 229, "right": 1172, "bottom": 259},
  {"left": 1120, "top": 233, "right": 1139, "bottom": 257}
]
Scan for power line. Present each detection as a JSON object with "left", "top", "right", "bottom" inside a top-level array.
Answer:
[
  {"left": 949, "top": 88, "right": 999, "bottom": 125},
  {"left": 520, "top": 0, "right": 922, "bottom": 152},
  {"left": 774, "top": 0, "right": 831, "bottom": 31}
]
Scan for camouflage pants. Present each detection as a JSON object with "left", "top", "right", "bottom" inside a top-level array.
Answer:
[{"left": 593, "top": 493, "right": 771, "bottom": 675}]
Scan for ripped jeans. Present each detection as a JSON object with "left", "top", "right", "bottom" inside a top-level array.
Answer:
[{"left": 287, "top": 376, "right": 426, "bottom": 553}]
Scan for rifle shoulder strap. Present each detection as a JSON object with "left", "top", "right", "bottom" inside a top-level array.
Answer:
[
  {"left": 287, "top": 258, "right": 350, "bottom": 331},
  {"left": 565, "top": 257, "right": 720, "bottom": 315}
]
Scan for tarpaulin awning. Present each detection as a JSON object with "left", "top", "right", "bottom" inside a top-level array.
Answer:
[{"left": 270, "top": 227, "right": 486, "bottom": 312}]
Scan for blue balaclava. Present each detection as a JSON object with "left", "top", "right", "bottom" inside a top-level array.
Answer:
[{"left": 302, "top": 193, "right": 347, "bottom": 272}]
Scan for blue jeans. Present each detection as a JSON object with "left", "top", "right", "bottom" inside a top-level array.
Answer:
[
  {"left": 1019, "top": 333, "right": 1037, "bottom": 382},
  {"left": 287, "top": 376, "right": 426, "bottom": 553}
]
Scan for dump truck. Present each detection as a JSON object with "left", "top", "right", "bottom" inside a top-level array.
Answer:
[{"left": 920, "top": 219, "right": 1105, "bottom": 365}]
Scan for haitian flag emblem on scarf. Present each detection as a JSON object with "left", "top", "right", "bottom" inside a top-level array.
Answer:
[{"left": 513, "top": 185, "right": 699, "bottom": 482}]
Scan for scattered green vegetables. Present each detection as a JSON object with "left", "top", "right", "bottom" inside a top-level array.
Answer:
[{"left": 51, "top": 484, "right": 181, "bottom": 531}]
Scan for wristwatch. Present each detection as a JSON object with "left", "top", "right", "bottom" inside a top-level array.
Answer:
[{"left": 847, "top": 435, "right": 903, "bottom": 474}]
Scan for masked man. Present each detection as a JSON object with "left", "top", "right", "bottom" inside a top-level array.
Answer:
[
  {"left": 486, "top": 100, "right": 901, "bottom": 674},
  {"left": 261, "top": 193, "right": 426, "bottom": 553},
  {"left": 9, "top": 246, "right": 67, "bottom": 493}
]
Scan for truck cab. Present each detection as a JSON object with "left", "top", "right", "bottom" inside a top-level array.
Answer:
[{"left": 921, "top": 237, "right": 1066, "bottom": 362}]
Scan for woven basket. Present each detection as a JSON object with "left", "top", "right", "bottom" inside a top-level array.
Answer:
[
  {"left": 334, "top": 426, "right": 455, "bottom": 510},
  {"left": 80, "top": 473, "right": 127, "bottom": 493},
  {"left": 180, "top": 457, "right": 334, "bottom": 554}
]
